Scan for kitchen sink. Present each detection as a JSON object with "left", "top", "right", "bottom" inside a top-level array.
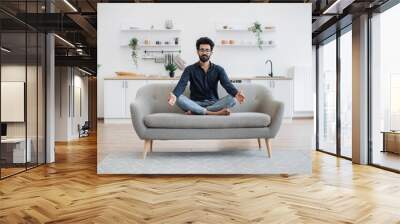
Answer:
[{"left": 254, "top": 75, "right": 286, "bottom": 78}]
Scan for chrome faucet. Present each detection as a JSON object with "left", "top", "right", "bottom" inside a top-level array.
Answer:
[{"left": 265, "top": 60, "right": 273, "bottom": 77}]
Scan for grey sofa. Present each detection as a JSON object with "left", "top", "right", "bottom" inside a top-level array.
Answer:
[{"left": 130, "top": 83, "right": 284, "bottom": 159}]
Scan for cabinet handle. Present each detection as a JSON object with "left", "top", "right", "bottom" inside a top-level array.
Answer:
[
  {"left": 125, "top": 80, "right": 128, "bottom": 88},
  {"left": 122, "top": 81, "right": 125, "bottom": 88}
]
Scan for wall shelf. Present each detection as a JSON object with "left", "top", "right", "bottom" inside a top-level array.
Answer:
[
  {"left": 216, "top": 43, "right": 276, "bottom": 48},
  {"left": 121, "top": 44, "right": 181, "bottom": 48},
  {"left": 139, "top": 44, "right": 181, "bottom": 47},
  {"left": 121, "top": 28, "right": 181, "bottom": 32},
  {"left": 216, "top": 27, "right": 276, "bottom": 32}
]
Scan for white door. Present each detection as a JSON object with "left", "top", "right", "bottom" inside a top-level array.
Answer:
[
  {"left": 104, "top": 80, "right": 125, "bottom": 118},
  {"left": 125, "top": 80, "right": 147, "bottom": 118},
  {"left": 271, "top": 80, "right": 293, "bottom": 118}
]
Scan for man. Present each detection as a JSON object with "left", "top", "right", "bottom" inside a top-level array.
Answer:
[{"left": 168, "top": 37, "right": 245, "bottom": 115}]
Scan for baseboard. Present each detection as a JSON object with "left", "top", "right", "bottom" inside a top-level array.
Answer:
[
  {"left": 104, "top": 118, "right": 131, "bottom": 124},
  {"left": 293, "top": 111, "right": 314, "bottom": 118}
]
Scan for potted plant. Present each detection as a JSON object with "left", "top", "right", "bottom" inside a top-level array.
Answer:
[
  {"left": 128, "top": 37, "right": 139, "bottom": 67},
  {"left": 248, "top": 21, "right": 263, "bottom": 50},
  {"left": 165, "top": 63, "right": 177, "bottom": 78}
]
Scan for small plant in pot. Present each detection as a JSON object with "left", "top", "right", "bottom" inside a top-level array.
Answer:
[
  {"left": 165, "top": 63, "right": 177, "bottom": 78},
  {"left": 128, "top": 37, "right": 139, "bottom": 67},
  {"left": 248, "top": 21, "right": 263, "bottom": 50}
]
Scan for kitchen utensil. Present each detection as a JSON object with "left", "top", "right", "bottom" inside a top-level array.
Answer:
[
  {"left": 174, "top": 54, "right": 186, "bottom": 70},
  {"left": 155, "top": 57, "right": 165, "bottom": 63},
  {"left": 165, "top": 19, "right": 173, "bottom": 29}
]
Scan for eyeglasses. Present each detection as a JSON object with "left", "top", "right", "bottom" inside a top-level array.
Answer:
[{"left": 198, "top": 48, "right": 212, "bottom": 53}]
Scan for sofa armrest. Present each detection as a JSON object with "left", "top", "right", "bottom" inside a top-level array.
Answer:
[
  {"left": 130, "top": 99, "right": 153, "bottom": 139},
  {"left": 258, "top": 97, "right": 285, "bottom": 138}
]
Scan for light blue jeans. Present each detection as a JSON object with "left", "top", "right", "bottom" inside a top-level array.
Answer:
[{"left": 176, "top": 95, "right": 236, "bottom": 115}]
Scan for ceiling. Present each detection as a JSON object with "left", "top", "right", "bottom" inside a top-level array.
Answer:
[{"left": 0, "top": 0, "right": 391, "bottom": 75}]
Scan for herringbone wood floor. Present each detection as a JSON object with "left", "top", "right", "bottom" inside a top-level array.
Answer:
[{"left": 1, "top": 121, "right": 400, "bottom": 223}]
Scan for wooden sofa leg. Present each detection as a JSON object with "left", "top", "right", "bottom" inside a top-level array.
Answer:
[
  {"left": 264, "top": 138, "right": 272, "bottom": 158},
  {"left": 257, "top": 138, "right": 261, "bottom": 150},
  {"left": 143, "top": 139, "right": 151, "bottom": 159},
  {"left": 150, "top": 140, "right": 153, "bottom": 152}
]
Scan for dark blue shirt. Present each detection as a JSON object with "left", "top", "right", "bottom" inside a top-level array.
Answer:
[{"left": 172, "top": 62, "right": 238, "bottom": 101}]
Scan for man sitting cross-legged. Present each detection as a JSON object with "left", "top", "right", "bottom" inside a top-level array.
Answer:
[{"left": 167, "top": 37, "right": 245, "bottom": 115}]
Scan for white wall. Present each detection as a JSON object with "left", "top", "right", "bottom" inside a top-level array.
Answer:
[
  {"left": 72, "top": 73, "right": 89, "bottom": 138},
  {"left": 55, "top": 67, "right": 89, "bottom": 141},
  {"left": 55, "top": 67, "right": 69, "bottom": 141},
  {"left": 1, "top": 65, "right": 41, "bottom": 137},
  {"left": 97, "top": 3, "right": 312, "bottom": 118},
  {"left": 1, "top": 64, "right": 47, "bottom": 164}
]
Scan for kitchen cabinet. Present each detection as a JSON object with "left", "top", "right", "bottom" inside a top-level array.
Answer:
[
  {"left": 251, "top": 79, "right": 293, "bottom": 118},
  {"left": 148, "top": 79, "right": 178, "bottom": 84},
  {"left": 104, "top": 79, "right": 147, "bottom": 120},
  {"left": 104, "top": 80, "right": 126, "bottom": 118},
  {"left": 104, "top": 79, "right": 178, "bottom": 122},
  {"left": 288, "top": 66, "right": 314, "bottom": 117},
  {"left": 271, "top": 80, "right": 294, "bottom": 118},
  {"left": 125, "top": 80, "right": 147, "bottom": 118}
]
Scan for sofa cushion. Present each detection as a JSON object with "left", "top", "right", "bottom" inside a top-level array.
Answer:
[{"left": 144, "top": 112, "right": 271, "bottom": 129}]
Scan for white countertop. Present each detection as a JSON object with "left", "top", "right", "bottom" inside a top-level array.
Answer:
[{"left": 104, "top": 75, "right": 292, "bottom": 80}]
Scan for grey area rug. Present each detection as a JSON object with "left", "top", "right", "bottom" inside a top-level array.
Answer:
[{"left": 98, "top": 149, "right": 312, "bottom": 175}]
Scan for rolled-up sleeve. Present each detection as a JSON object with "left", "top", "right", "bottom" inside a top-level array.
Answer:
[
  {"left": 219, "top": 67, "right": 238, "bottom": 97},
  {"left": 172, "top": 67, "right": 190, "bottom": 97}
]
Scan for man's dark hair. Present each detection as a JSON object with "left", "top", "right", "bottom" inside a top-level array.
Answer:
[{"left": 196, "top": 37, "right": 214, "bottom": 51}]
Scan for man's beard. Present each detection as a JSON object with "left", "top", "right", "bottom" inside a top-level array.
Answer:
[{"left": 199, "top": 55, "right": 209, "bottom": 63}]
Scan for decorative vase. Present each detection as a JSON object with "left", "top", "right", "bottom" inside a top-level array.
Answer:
[{"left": 169, "top": 71, "right": 175, "bottom": 78}]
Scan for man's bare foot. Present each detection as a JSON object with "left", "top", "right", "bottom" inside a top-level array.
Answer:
[
  {"left": 206, "top": 108, "right": 230, "bottom": 116},
  {"left": 185, "top": 110, "right": 192, "bottom": 115}
]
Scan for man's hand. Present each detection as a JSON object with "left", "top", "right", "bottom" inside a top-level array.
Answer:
[
  {"left": 168, "top": 92, "right": 177, "bottom": 106},
  {"left": 235, "top": 90, "right": 245, "bottom": 104}
]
